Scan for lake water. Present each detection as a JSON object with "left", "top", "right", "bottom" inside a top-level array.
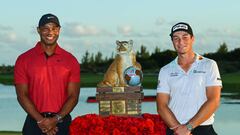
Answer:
[{"left": 0, "top": 84, "right": 239, "bottom": 135}]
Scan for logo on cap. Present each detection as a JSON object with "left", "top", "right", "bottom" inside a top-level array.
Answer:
[
  {"left": 47, "top": 16, "right": 55, "bottom": 19},
  {"left": 172, "top": 24, "right": 188, "bottom": 31}
]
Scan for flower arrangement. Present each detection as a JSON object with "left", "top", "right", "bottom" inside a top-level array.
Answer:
[{"left": 70, "top": 113, "right": 166, "bottom": 135}]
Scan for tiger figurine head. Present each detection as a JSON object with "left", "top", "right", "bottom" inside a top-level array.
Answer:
[{"left": 116, "top": 40, "right": 133, "bottom": 54}]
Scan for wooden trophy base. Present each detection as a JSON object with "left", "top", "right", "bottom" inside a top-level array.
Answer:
[{"left": 96, "top": 86, "right": 143, "bottom": 117}]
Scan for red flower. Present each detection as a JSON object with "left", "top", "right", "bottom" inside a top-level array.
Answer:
[
  {"left": 130, "top": 126, "right": 138, "bottom": 133},
  {"left": 69, "top": 113, "right": 166, "bottom": 135},
  {"left": 113, "top": 128, "right": 121, "bottom": 135}
]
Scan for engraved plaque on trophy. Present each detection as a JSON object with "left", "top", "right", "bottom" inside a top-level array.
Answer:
[{"left": 112, "top": 100, "right": 126, "bottom": 114}]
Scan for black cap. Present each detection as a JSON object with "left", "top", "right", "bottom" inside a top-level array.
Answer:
[
  {"left": 170, "top": 22, "right": 193, "bottom": 37},
  {"left": 38, "top": 13, "right": 60, "bottom": 27}
]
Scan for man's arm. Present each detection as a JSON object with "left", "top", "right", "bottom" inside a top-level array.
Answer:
[
  {"left": 188, "top": 86, "right": 221, "bottom": 128},
  {"left": 15, "top": 84, "right": 44, "bottom": 122},
  {"left": 175, "top": 86, "right": 221, "bottom": 134},
  {"left": 57, "top": 82, "right": 80, "bottom": 118},
  {"left": 39, "top": 82, "right": 80, "bottom": 134},
  {"left": 156, "top": 93, "right": 180, "bottom": 129}
]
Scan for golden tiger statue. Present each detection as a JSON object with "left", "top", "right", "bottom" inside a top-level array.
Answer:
[{"left": 97, "top": 40, "right": 142, "bottom": 87}]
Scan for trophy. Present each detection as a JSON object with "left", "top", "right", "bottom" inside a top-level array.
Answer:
[{"left": 96, "top": 40, "right": 144, "bottom": 116}]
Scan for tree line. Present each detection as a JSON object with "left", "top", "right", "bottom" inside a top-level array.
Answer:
[
  {"left": 81, "top": 42, "right": 240, "bottom": 74},
  {"left": 0, "top": 42, "right": 239, "bottom": 74}
]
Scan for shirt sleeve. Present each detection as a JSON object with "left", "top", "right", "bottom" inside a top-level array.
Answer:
[
  {"left": 69, "top": 56, "right": 80, "bottom": 83},
  {"left": 14, "top": 56, "right": 28, "bottom": 84},
  {"left": 157, "top": 68, "right": 170, "bottom": 94},
  {"left": 205, "top": 60, "right": 222, "bottom": 87}
]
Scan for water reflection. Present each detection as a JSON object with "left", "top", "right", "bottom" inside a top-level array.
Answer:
[{"left": 0, "top": 84, "right": 239, "bottom": 135}]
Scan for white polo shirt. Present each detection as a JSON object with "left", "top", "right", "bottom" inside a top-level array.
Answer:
[{"left": 157, "top": 53, "right": 222, "bottom": 125}]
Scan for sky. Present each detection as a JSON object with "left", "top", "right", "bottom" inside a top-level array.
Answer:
[{"left": 0, "top": 0, "right": 240, "bottom": 65}]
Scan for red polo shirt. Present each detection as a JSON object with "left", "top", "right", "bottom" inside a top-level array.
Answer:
[{"left": 14, "top": 42, "right": 80, "bottom": 113}]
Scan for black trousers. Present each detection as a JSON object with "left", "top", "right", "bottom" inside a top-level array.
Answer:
[
  {"left": 166, "top": 125, "right": 217, "bottom": 135},
  {"left": 22, "top": 114, "right": 71, "bottom": 135}
]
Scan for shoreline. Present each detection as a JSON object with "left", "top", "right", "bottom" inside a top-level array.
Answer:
[{"left": 0, "top": 131, "right": 21, "bottom": 135}]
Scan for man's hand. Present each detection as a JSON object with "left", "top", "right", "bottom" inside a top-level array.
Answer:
[
  {"left": 46, "top": 127, "right": 58, "bottom": 135},
  {"left": 174, "top": 125, "right": 192, "bottom": 135},
  {"left": 37, "top": 117, "right": 58, "bottom": 134}
]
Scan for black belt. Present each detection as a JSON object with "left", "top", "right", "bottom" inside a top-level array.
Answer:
[{"left": 41, "top": 112, "right": 57, "bottom": 118}]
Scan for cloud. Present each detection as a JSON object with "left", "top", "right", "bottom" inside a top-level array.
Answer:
[
  {"left": 0, "top": 25, "right": 18, "bottom": 44},
  {"left": 62, "top": 22, "right": 164, "bottom": 39},
  {"left": 203, "top": 27, "right": 240, "bottom": 39},
  {"left": 117, "top": 25, "right": 162, "bottom": 38},
  {"left": 59, "top": 39, "right": 117, "bottom": 63},
  {"left": 117, "top": 25, "right": 134, "bottom": 36},
  {"left": 0, "top": 32, "right": 17, "bottom": 43},
  {"left": 0, "top": 25, "right": 31, "bottom": 65},
  {"left": 155, "top": 17, "right": 166, "bottom": 26},
  {"left": 62, "top": 22, "right": 114, "bottom": 37},
  {"left": 0, "top": 25, "right": 13, "bottom": 31},
  {"left": 0, "top": 25, "right": 28, "bottom": 45},
  {"left": 193, "top": 27, "right": 240, "bottom": 54}
]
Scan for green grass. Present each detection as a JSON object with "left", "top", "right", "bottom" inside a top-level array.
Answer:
[
  {"left": 141, "top": 74, "right": 158, "bottom": 89},
  {"left": 0, "top": 74, "right": 13, "bottom": 85},
  {"left": 221, "top": 72, "right": 240, "bottom": 96},
  {"left": 1, "top": 72, "right": 239, "bottom": 92},
  {"left": 0, "top": 131, "right": 21, "bottom": 135},
  {"left": 80, "top": 73, "right": 103, "bottom": 87},
  {"left": 222, "top": 71, "right": 240, "bottom": 83},
  {"left": 80, "top": 73, "right": 159, "bottom": 89}
]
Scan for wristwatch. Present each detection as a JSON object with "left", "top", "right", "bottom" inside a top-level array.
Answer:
[
  {"left": 186, "top": 122, "right": 194, "bottom": 132},
  {"left": 55, "top": 114, "right": 63, "bottom": 123}
]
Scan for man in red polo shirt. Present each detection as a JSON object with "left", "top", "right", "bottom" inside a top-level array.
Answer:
[{"left": 14, "top": 13, "right": 80, "bottom": 135}]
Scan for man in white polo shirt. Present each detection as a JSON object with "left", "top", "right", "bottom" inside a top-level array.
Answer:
[{"left": 156, "top": 22, "right": 222, "bottom": 135}]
